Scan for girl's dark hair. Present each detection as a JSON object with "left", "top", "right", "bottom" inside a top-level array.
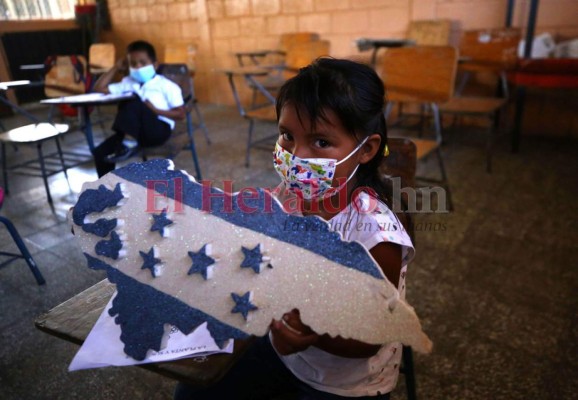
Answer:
[
  {"left": 127, "top": 40, "right": 157, "bottom": 62},
  {"left": 275, "top": 57, "right": 393, "bottom": 208}
]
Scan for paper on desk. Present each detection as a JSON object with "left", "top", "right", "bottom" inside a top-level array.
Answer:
[
  {"left": 69, "top": 292, "right": 233, "bottom": 371},
  {"left": 42, "top": 92, "right": 134, "bottom": 104}
]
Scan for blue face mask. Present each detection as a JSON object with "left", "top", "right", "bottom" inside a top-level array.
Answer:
[{"left": 129, "top": 64, "right": 156, "bottom": 84}]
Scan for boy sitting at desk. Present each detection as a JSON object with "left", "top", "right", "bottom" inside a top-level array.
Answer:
[{"left": 92, "top": 40, "right": 185, "bottom": 178}]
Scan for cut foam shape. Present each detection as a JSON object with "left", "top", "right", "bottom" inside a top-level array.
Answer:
[
  {"left": 73, "top": 183, "right": 124, "bottom": 226},
  {"left": 95, "top": 231, "right": 123, "bottom": 260},
  {"left": 231, "top": 291, "right": 258, "bottom": 321},
  {"left": 82, "top": 218, "right": 117, "bottom": 237},
  {"left": 71, "top": 160, "right": 432, "bottom": 361},
  {"left": 187, "top": 244, "right": 216, "bottom": 280},
  {"left": 140, "top": 247, "right": 161, "bottom": 278},
  {"left": 150, "top": 209, "right": 173, "bottom": 238},
  {"left": 240, "top": 244, "right": 266, "bottom": 274}
]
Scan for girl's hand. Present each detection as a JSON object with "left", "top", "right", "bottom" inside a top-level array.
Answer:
[{"left": 270, "top": 309, "right": 319, "bottom": 355}]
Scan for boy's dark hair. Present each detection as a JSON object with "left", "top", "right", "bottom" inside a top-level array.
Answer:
[
  {"left": 275, "top": 57, "right": 393, "bottom": 209},
  {"left": 127, "top": 40, "right": 157, "bottom": 62}
]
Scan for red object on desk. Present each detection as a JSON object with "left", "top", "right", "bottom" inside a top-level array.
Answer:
[
  {"left": 508, "top": 58, "right": 578, "bottom": 153},
  {"left": 507, "top": 59, "right": 578, "bottom": 88}
]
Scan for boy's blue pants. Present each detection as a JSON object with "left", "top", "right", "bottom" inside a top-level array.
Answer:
[{"left": 92, "top": 97, "right": 171, "bottom": 177}]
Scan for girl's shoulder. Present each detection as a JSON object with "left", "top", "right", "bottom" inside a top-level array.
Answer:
[{"left": 330, "top": 191, "right": 415, "bottom": 265}]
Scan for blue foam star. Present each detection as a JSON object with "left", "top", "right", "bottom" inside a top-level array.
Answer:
[
  {"left": 151, "top": 209, "right": 173, "bottom": 237},
  {"left": 140, "top": 247, "right": 161, "bottom": 278},
  {"left": 240, "top": 245, "right": 263, "bottom": 273},
  {"left": 231, "top": 292, "right": 258, "bottom": 320},
  {"left": 188, "top": 244, "right": 216, "bottom": 280}
]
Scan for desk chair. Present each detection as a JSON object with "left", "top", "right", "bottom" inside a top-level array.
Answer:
[
  {"left": 43, "top": 54, "right": 110, "bottom": 136},
  {"left": 229, "top": 41, "right": 330, "bottom": 167},
  {"left": 0, "top": 186, "right": 46, "bottom": 285},
  {"left": 381, "top": 46, "right": 458, "bottom": 211},
  {"left": 456, "top": 28, "right": 520, "bottom": 97},
  {"left": 439, "top": 29, "right": 520, "bottom": 173},
  {"left": 88, "top": 43, "right": 115, "bottom": 75},
  {"left": 88, "top": 44, "right": 117, "bottom": 132},
  {"left": 381, "top": 138, "right": 417, "bottom": 213},
  {"left": 235, "top": 32, "right": 321, "bottom": 67},
  {"left": 407, "top": 19, "right": 452, "bottom": 46},
  {"left": 139, "top": 63, "right": 205, "bottom": 180},
  {"left": 164, "top": 43, "right": 197, "bottom": 72},
  {"left": 162, "top": 44, "right": 210, "bottom": 146},
  {"left": 0, "top": 122, "right": 71, "bottom": 204},
  {"left": 237, "top": 33, "right": 323, "bottom": 107},
  {"left": 385, "top": 20, "right": 452, "bottom": 133},
  {"left": 44, "top": 55, "right": 89, "bottom": 121}
]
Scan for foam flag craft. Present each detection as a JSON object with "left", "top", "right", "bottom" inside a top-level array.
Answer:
[{"left": 71, "top": 160, "right": 432, "bottom": 361}]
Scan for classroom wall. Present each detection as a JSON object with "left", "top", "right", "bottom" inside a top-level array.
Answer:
[{"left": 102, "top": 0, "right": 578, "bottom": 137}]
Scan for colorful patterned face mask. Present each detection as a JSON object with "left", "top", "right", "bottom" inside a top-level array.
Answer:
[{"left": 273, "top": 137, "right": 367, "bottom": 201}]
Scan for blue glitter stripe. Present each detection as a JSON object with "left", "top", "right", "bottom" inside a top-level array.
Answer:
[
  {"left": 112, "top": 160, "right": 383, "bottom": 280},
  {"left": 84, "top": 253, "right": 249, "bottom": 361}
]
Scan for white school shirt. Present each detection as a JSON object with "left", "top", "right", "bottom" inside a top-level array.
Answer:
[
  {"left": 108, "top": 74, "right": 184, "bottom": 130},
  {"left": 272, "top": 186, "right": 415, "bottom": 397}
]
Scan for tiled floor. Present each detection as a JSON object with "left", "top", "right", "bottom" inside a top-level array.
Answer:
[{"left": 0, "top": 103, "right": 577, "bottom": 400}]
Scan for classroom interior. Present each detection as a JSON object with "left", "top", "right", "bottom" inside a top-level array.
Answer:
[{"left": 1, "top": 1, "right": 577, "bottom": 399}]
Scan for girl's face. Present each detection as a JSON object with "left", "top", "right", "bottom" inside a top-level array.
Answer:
[{"left": 277, "top": 103, "right": 364, "bottom": 188}]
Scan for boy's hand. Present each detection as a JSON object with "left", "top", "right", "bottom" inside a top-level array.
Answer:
[
  {"left": 115, "top": 57, "right": 128, "bottom": 74},
  {"left": 270, "top": 309, "right": 319, "bottom": 355},
  {"left": 144, "top": 100, "right": 159, "bottom": 115}
]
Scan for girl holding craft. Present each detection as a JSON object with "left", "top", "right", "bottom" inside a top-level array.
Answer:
[{"left": 175, "top": 58, "right": 414, "bottom": 399}]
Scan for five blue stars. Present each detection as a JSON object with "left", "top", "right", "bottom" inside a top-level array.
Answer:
[
  {"left": 231, "top": 292, "right": 258, "bottom": 320},
  {"left": 188, "top": 244, "right": 216, "bottom": 280},
  {"left": 150, "top": 209, "right": 173, "bottom": 237},
  {"left": 140, "top": 247, "right": 161, "bottom": 278},
  {"left": 240, "top": 245, "right": 264, "bottom": 273}
]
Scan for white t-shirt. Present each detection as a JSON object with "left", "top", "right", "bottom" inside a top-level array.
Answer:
[
  {"left": 272, "top": 187, "right": 415, "bottom": 397},
  {"left": 108, "top": 74, "right": 184, "bottom": 129}
]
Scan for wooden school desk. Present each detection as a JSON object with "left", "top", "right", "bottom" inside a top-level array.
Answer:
[
  {"left": 41, "top": 92, "right": 134, "bottom": 152},
  {"left": 34, "top": 279, "right": 254, "bottom": 386}
]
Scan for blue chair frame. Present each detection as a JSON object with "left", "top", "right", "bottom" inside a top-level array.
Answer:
[{"left": 0, "top": 188, "right": 45, "bottom": 285}]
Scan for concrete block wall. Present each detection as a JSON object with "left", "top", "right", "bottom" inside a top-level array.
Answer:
[{"left": 101, "top": 0, "right": 578, "bottom": 136}]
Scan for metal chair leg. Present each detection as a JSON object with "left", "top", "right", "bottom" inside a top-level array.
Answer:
[
  {"left": 435, "top": 147, "right": 453, "bottom": 211},
  {"left": 186, "top": 112, "right": 203, "bottom": 180},
  {"left": 486, "top": 116, "right": 494, "bottom": 174},
  {"left": 456, "top": 70, "right": 472, "bottom": 96},
  {"left": 0, "top": 216, "right": 46, "bottom": 285},
  {"left": 245, "top": 119, "right": 255, "bottom": 167},
  {"left": 54, "top": 137, "right": 71, "bottom": 189},
  {"left": 401, "top": 346, "right": 417, "bottom": 400},
  {"left": 36, "top": 143, "right": 52, "bottom": 204},
  {"left": 192, "top": 102, "right": 211, "bottom": 145},
  {"left": 95, "top": 105, "right": 107, "bottom": 133},
  {"left": 1, "top": 143, "right": 7, "bottom": 194}
]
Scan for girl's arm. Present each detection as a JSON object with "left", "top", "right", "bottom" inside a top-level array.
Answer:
[{"left": 270, "top": 242, "right": 402, "bottom": 358}]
